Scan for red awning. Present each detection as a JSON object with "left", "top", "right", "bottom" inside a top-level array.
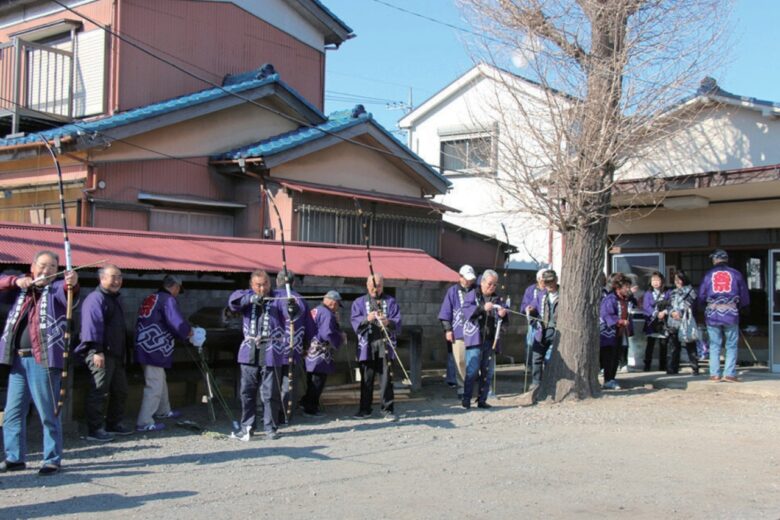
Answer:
[
  {"left": 0, "top": 222, "right": 457, "bottom": 282},
  {"left": 275, "top": 178, "right": 460, "bottom": 213}
]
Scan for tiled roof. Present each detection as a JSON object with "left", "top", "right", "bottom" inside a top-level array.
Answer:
[
  {"left": 0, "top": 222, "right": 456, "bottom": 281},
  {"left": 214, "top": 106, "right": 450, "bottom": 187},
  {"left": 0, "top": 73, "right": 325, "bottom": 148},
  {"left": 213, "top": 108, "right": 368, "bottom": 160}
]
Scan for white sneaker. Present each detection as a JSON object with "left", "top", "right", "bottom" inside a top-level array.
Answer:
[{"left": 230, "top": 428, "right": 252, "bottom": 442}]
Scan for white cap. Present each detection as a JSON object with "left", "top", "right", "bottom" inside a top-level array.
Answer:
[{"left": 459, "top": 265, "right": 477, "bottom": 281}]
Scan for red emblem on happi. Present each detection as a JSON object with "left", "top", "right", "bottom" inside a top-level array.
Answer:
[
  {"left": 139, "top": 294, "right": 158, "bottom": 318},
  {"left": 712, "top": 271, "right": 733, "bottom": 293}
]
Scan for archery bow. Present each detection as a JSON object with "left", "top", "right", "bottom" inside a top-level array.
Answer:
[
  {"left": 490, "top": 223, "right": 512, "bottom": 395},
  {"left": 264, "top": 187, "right": 295, "bottom": 423},
  {"left": 353, "top": 198, "right": 411, "bottom": 385},
  {"left": 38, "top": 135, "right": 74, "bottom": 417}
]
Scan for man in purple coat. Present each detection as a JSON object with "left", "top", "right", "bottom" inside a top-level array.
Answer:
[
  {"left": 300, "top": 290, "right": 345, "bottom": 416},
  {"left": 351, "top": 273, "right": 401, "bottom": 421},
  {"left": 438, "top": 264, "right": 476, "bottom": 399},
  {"left": 0, "top": 250, "right": 78, "bottom": 475},
  {"left": 699, "top": 250, "right": 750, "bottom": 382},
  {"left": 227, "top": 269, "right": 286, "bottom": 440},
  {"left": 135, "top": 275, "right": 192, "bottom": 432},
  {"left": 461, "top": 269, "right": 508, "bottom": 409},
  {"left": 79, "top": 264, "right": 132, "bottom": 442}
]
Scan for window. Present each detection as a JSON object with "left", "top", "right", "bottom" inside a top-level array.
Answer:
[
  {"left": 296, "top": 204, "right": 440, "bottom": 257},
  {"left": 440, "top": 135, "right": 494, "bottom": 174}
]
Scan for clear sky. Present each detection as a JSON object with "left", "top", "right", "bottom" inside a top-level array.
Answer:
[{"left": 323, "top": 0, "right": 780, "bottom": 133}]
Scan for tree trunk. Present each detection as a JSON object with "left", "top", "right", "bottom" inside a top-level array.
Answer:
[{"left": 538, "top": 206, "right": 609, "bottom": 402}]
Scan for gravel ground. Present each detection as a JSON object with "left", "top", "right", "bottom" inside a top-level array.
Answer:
[{"left": 2, "top": 375, "right": 780, "bottom": 519}]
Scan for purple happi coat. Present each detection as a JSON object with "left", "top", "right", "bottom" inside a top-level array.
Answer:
[
  {"left": 0, "top": 276, "right": 78, "bottom": 369},
  {"left": 437, "top": 283, "right": 471, "bottom": 340},
  {"left": 350, "top": 294, "right": 401, "bottom": 361},
  {"left": 599, "top": 291, "right": 635, "bottom": 347},
  {"left": 527, "top": 288, "right": 559, "bottom": 343},
  {"left": 273, "top": 288, "right": 316, "bottom": 366},
  {"left": 642, "top": 288, "right": 671, "bottom": 334},
  {"left": 228, "top": 289, "right": 285, "bottom": 366},
  {"left": 462, "top": 288, "right": 508, "bottom": 349},
  {"left": 304, "top": 304, "right": 343, "bottom": 374},
  {"left": 698, "top": 265, "right": 750, "bottom": 326},
  {"left": 134, "top": 290, "right": 191, "bottom": 368}
]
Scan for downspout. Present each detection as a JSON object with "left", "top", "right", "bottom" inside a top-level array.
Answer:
[
  {"left": 81, "top": 163, "right": 97, "bottom": 226},
  {"left": 110, "top": 0, "right": 120, "bottom": 113}
]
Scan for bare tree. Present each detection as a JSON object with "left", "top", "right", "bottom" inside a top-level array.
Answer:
[{"left": 456, "top": 0, "right": 731, "bottom": 401}]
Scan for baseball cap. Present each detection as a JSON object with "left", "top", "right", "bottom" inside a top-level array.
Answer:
[
  {"left": 325, "top": 290, "right": 343, "bottom": 306},
  {"left": 542, "top": 269, "right": 557, "bottom": 283},
  {"left": 710, "top": 249, "right": 728, "bottom": 262},
  {"left": 459, "top": 265, "right": 476, "bottom": 281}
]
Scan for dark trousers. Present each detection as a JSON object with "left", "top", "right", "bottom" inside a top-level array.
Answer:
[
  {"left": 600, "top": 345, "right": 619, "bottom": 382},
  {"left": 463, "top": 343, "right": 491, "bottom": 405},
  {"left": 531, "top": 340, "right": 549, "bottom": 386},
  {"left": 301, "top": 372, "right": 328, "bottom": 414},
  {"left": 358, "top": 355, "right": 394, "bottom": 414},
  {"left": 644, "top": 336, "right": 668, "bottom": 371},
  {"left": 240, "top": 363, "right": 284, "bottom": 434},
  {"left": 667, "top": 334, "right": 699, "bottom": 375},
  {"left": 85, "top": 352, "right": 128, "bottom": 433}
]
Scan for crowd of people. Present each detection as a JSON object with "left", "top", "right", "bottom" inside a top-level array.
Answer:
[{"left": 0, "top": 247, "right": 750, "bottom": 474}]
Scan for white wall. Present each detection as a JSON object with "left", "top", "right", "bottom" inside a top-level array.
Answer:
[
  {"left": 619, "top": 104, "right": 780, "bottom": 179},
  {"left": 406, "top": 71, "right": 558, "bottom": 269}
]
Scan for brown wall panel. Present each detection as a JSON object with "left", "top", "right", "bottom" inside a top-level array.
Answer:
[
  {"left": 118, "top": 0, "right": 324, "bottom": 112},
  {"left": 93, "top": 207, "right": 147, "bottom": 230}
]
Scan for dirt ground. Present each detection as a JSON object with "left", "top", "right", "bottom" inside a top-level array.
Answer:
[{"left": 2, "top": 371, "right": 780, "bottom": 519}]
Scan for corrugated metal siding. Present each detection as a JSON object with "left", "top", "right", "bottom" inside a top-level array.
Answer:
[
  {"left": 93, "top": 207, "right": 148, "bottom": 230},
  {"left": 0, "top": 222, "right": 458, "bottom": 281},
  {"left": 118, "top": 0, "right": 324, "bottom": 112},
  {"left": 97, "top": 157, "right": 221, "bottom": 203}
]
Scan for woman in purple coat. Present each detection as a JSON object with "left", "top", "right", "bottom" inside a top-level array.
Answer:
[
  {"left": 301, "top": 290, "right": 345, "bottom": 416},
  {"left": 600, "top": 273, "right": 634, "bottom": 390}
]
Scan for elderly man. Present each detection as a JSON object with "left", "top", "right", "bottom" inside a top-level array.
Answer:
[
  {"left": 228, "top": 269, "right": 286, "bottom": 440},
  {"left": 462, "top": 269, "right": 508, "bottom": 409},
  {"left": 438, "top": 265, "right": 477, "bottom": 399},
  {"left": 699, "top": 249, "right": 750, "bottom": 382},
  {"left": 135, "top": 274, "right": 193, "bottom": 432},
  {"left": 351, "top": 273, "right": 402, "bottom": 421},
  {"left": 79, "top": 264, "right": 131, "bottom": 442},
  {"left": 0, "top": 250, "right": 78, "bottom": 475},
  {"left": 525, "top": 269, "right": 560, "bottom": 390},
  {"left": 300, "top": 290, "right": 345, "bottom": 417}
]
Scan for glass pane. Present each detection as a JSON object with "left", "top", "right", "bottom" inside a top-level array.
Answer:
[
  {"left": 440, "top": 140, "right": 466, "bottom": 171},
  {"left": 612, "top": 253, "right": 664, "bottom": 291}
]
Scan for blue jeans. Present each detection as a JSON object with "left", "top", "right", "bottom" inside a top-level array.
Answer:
[
  {"left": 3, "top": 356, "right": 63, "bottom": 466},
  {"left": 707, "top": 324, "right": 739, "bottom": 377},
  {"left": 463, "top": 344, "right": 491, "bottom": 404}
]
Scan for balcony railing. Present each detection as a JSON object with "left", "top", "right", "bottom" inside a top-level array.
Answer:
[{"left": 0, "top": 38, "right": 74, "bottom": 135}]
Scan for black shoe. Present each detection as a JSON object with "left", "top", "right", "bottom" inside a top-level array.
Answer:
[
  {"left": 38, "top": 464, "right": 60, "bottom": 476},
  {"left": 1, "top": 460, "right": 26, "bottom": 472},
  {"left": 461, "top": 400, "right": 471, "bottom": 409},
  {"left": 86, "top": 429, "right": 115, "bottom": 442},
  {"left": 477, "top": 402, "right": 492, "bottom": 409},
  {"left": 352, "top": 410, "right": 371, "bottom": 419},
  {"left": 106, "top": 424, "right": 134, "bottom": 436}
]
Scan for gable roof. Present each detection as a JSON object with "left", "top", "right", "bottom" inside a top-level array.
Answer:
[
  {"left": 213, "top": 106, "right": 452, "bottom": 194},
  {"left": 0, "top": 67, "right": 326, "bottom": 158},
  {"left": 671, "top": 77, "right": 780, "bottom": 118},
  {"left": 399, "top": 62, "right": 571, "bottom": 129}
]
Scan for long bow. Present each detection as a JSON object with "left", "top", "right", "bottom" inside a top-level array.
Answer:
[
  {"left": 353, "top": 198, "right": 411, "bottom": 383},
  {"left": 38, "top": 135, "right": 74, "bottom": 417},
  {"left": 264, "top": 187, "right": 295, "bottom": 422}
]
